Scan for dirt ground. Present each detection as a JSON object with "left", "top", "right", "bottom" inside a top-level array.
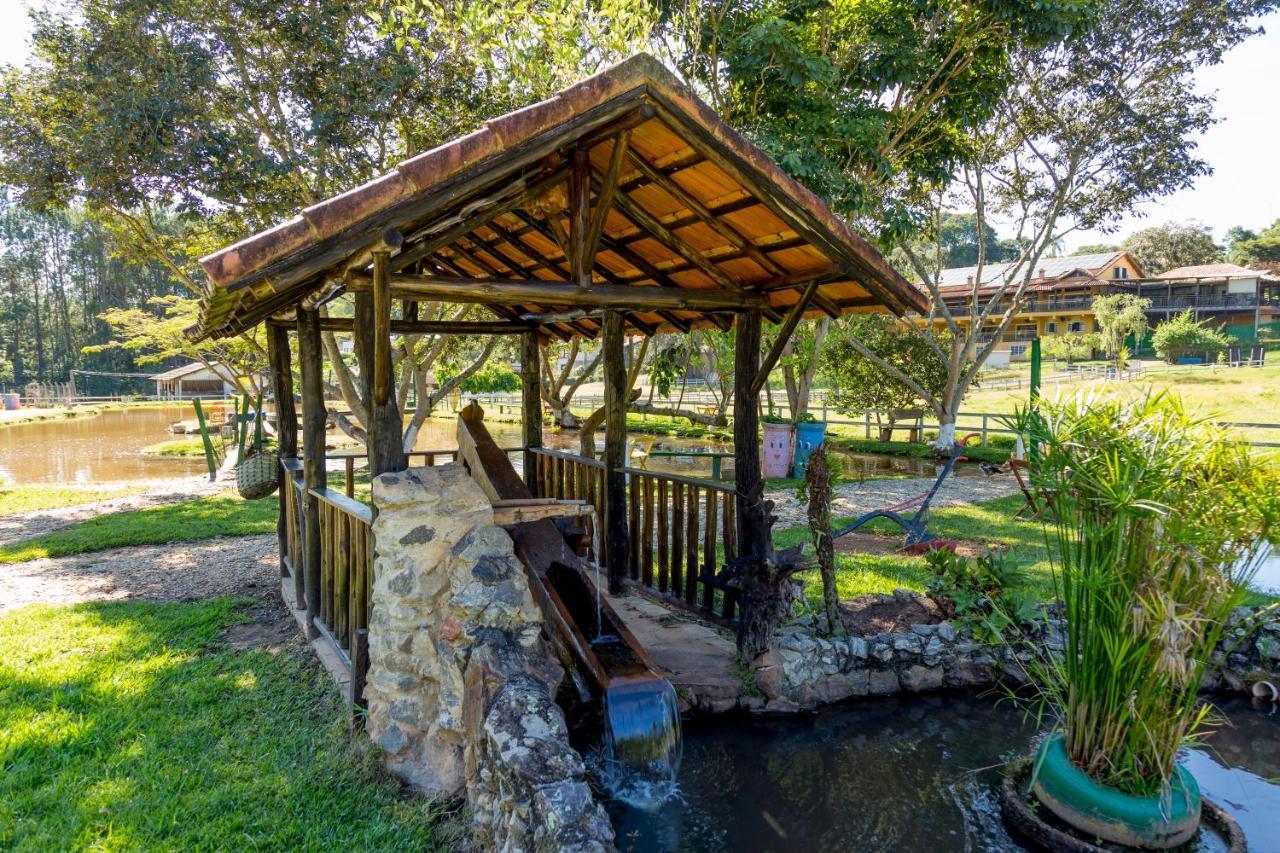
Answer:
[
  {"left": 0, "top": 533, "right": 296, "bottom": 649},
  {"left": 838, "top": 592, "right": 947, "bottom": 635}
]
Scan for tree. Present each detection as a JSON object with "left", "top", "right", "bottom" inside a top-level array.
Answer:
[
  {"left": 539, "top": 339, "right": 601, "bottom": 429},
  {"left": 1075, "top": 242, "right": 1119, "bottom": 255},
  {"left": 1041, "top": 333, "right": 1099, "bottom": 365},
  {"left": 1121, "top": 221, "right": 1222, "bottom": 274},
  {"left": 1151, "top": 310, "right": 1233, "bottom": 363},
  {"left": 1092, "top": 294, "right": 1150, "bottom": 365},
  {"left": 1228, "top": 220, "right": 1280, "bottom": 266},
  {"left": 821, "top": 315, "right": 948, "bottom": 438},
  {"left": 86, "top": 295, "right": 266, "bottom": 398},
  {"left": 777, "top": 319, "right": 830, "bottom": 422},
  {"left": 630, "top": 333, "right": 729, "bottom": 426},
  {"left": 839, "top": 0, "right": 1273, "bottom": 450},
  {"left": 667, "top": 0, "right": 1090, "bottom": 241}
]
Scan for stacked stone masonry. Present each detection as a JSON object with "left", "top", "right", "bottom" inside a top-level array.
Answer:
[
  {"left": 364, "top": 464, "right": 614, "bottom": 852},
  {"left": 755, "top": 590, "right": 1280, "bottom": 711}
]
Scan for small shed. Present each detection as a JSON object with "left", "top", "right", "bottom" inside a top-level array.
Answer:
[
  {"left": 190, "top": 52, "right": 928, "bottom": 660},
  {"left": 152, "top": 362, "right": 237, "bottom": 398}
]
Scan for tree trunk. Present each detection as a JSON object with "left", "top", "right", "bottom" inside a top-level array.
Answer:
[
  {"left": 602, "top": 310, "right": 629, "bottom": 595},
  {"left": 731, "top": 311, "right": 786, "bottom": 659},
  {"left": 805, "top": 446, "right": 841, "bottom": 637}
]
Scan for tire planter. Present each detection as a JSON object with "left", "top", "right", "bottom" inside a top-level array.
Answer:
[
  {"left": 790, "top": 420, "right": 827, "bottom": 479},
  {"left": 761, "top": 422, "right": 793, "bottom": 479},
  {"left": 1001, "top": 759, "right": 1245, "bottom": 853},
  {"left": 1030, "top": 734, "right": 1202, "bottom": 850}
]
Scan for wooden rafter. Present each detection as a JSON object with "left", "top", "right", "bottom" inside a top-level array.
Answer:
[{"left": 344, "top": 272, "right": 771, "bottom": 312}]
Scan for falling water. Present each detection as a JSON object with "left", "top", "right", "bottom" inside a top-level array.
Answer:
[{"left": 598, "top": 675, "right": 684, "bottom": 809}]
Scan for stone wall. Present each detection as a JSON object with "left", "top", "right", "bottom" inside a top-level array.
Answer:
[
  {"left": 365, "top": 464, "right": 613, "bottom": 851},
  {"left": 755, "top": 589, "right": 1279, "bottom": 711}
]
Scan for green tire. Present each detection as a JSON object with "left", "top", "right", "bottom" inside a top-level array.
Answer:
[{"left": 1031, "top": 733, "right": 1201, "bottom": 849}]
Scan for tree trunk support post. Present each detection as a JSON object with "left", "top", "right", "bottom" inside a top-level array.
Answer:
[
  {"left": 297, "top": 308, "right": 326, "bottom": 639},
  {"left": 356, "top": 252, "right": 407, "bottom": 479},
  {"left": 267, "top": 323, "right": 298, "bottom": 579},
  {"left": 520, "top": 329, "right": 543, "bottom": 493},
  {"left": 734, "top": 310, "right": 781, "bottom": 657},
  {"left": 603, "top": 310, "right": 629, "bottom": 595}
]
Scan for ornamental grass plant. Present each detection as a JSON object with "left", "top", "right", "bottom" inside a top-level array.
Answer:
[{"left": 1028, "top": 390, "right": 1280, "bottom": 797}]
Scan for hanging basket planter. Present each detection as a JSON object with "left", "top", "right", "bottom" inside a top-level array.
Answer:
[{"left": 236, "top": 447, "right": 280, "bottom": 500}]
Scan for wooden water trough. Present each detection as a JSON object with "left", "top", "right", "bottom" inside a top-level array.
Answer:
[{"left": 455, "top": 401, "right": 664, "bottom": 699}]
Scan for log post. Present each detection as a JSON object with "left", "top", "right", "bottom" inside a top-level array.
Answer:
[
  {"left": 603, "top": 310, "right": 629, "bottom": 594},
  {"left": 733, "top": 310, "right": 782, "bottom": 657},
  {"left": 297, "top": 307, "right": 326, "bottom": 638},
  {"left": 355, "top": 252, "right": 407, "bottom": 478},
  {"left": 520, "top": 330, "right": 543, "bottom": 492},
  {"left": 267, "top": 323, "right": 298, "bottom": 579}
]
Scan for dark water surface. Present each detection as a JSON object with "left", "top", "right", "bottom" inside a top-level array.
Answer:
[{"left": 604, "top": 693, "right": 1280, "bottom": 853}]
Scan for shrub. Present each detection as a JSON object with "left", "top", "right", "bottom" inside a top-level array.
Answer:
[
  {"left": 923, "top": 545, "right": 1036, "bottom": 642},
  {"left": 1027, "top": 390, "right": 1280, "bottom": 795},
  {"left": 1151, "top": 310, "right": 1233, "bottom": 362}
]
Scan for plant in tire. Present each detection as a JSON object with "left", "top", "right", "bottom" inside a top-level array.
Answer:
[{"left": 1022, "top": 389, "right": 1280, "bottom": 844}]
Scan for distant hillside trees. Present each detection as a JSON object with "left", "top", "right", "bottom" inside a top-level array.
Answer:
[{"left": 1121, "top": 222, "right": 1222, "bottom": 274}]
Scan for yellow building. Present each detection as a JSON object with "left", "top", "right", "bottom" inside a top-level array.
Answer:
[{"left": 923, "top": 250, "right": 1145, "bottom": 361}]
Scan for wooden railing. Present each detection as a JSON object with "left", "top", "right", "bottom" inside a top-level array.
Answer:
[
  {"left": 531, "top": 447, "right": 607, "bottom": 559},
  {"left": 281, "top": 458, "right": 304, "bottom": 579},
  {"left": 530, "top": 447, "right": 740, "bottom": 627},
  {"left": 279, "top": 457, "right": 372, "bottom": 700},
  {"left": 311, "top": 488, "right": 374, "bottom": 672},
  {"left": 329, "top": 446, "right": 524, "bottom": 498}
]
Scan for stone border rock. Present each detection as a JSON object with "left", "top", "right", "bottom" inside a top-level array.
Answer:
[{"left": 755, "top": 590, "right": 1280, "bottom": 711}]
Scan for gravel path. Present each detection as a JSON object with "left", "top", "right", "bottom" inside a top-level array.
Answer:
[
  {"left": 0, "top": 475, "right": 229, "bottom": 544},
  {"left": 766, "top": 471, "right": 1020, "bottom": 529},
  {"left": 0, "top": 534, "right": 278, "bottom": 610}
]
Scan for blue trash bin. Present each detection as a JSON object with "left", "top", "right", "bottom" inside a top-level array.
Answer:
[{"left": 791, "top": 420, "right": 828, "bottom": 479}]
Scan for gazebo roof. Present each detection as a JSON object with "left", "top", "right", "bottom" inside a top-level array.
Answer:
[{"left": 192, "top": 53, "right": 926, "bottom": 341}]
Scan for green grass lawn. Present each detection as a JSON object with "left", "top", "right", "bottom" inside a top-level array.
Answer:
[
  {"left": 140, "top": 437, "right": 213, "bottom": 458},
  {"left": 0, "top": 493, "right": 277, "bottom": 563},
  {"left": 774, "top": 494, "right": 1057, "bottom": 609},
  {"left": 0, "top": 484, "right": 146, "bottom": 517},
  {"left": 0, "top": 599, "right": 456, "bottom": 850}
]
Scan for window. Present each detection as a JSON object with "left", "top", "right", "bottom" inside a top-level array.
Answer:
[
  {"left": 1046, "top": 322, "right": 1058, "bottom": 334},
  {"left": 1113, "top": 267, "right": 1129, "bottom": 279},
  {"left": 1011, "top": 344, "right": 1028, "bottom": 356},
  {"left": 1068, "top": 321, "right": 1085, "bottom": 333}
]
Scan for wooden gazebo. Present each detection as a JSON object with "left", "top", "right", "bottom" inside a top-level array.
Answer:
[{"left": 192, "top": 53, "right": 926, "bottom": 662}]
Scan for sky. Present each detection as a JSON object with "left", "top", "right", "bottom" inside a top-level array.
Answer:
[{"left": 0, "top": 3, "right": 1277, "bottom": 250}]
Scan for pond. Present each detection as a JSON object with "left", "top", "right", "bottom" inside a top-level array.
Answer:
[
  {"left": 604, "top": 692, "right": 1280, "bottom": 852},
  {"left": 0, "top": 405, "right": 207, "bottom": 484},
  {"left": 1, "top": 404, "right": 977, "bottom": 486}
]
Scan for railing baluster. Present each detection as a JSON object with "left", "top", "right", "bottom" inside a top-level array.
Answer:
[
  {"left": 702, "top": 489, "right": 716, "bottom": 615},
  {"left": 641, "top": 475, "right": 654, "bottom": 587},
  {"left": 628, "top": 471, "right": 641, "bottom": 581},
  {"left": 721, "top": 494, "right": 736, "bottom": 621},
  {"left": 657, "top": 479, "right": 669, "bottom": 593},
  {"left": 686, "top": 486, "right": 699, "bottom": 607},
  {"left": 671, "top": 481, "right": 684, "bottom": 599}
]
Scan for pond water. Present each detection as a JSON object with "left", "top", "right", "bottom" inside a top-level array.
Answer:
[
  {"left": 1, "top": 405, "right": 977, "bottom": 486},
  {"left": 604, "top": 693, "right": 1280, "bottom": 852},
  {"left": 0, "top": 405, "right": 207, "bottom": 484}
]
